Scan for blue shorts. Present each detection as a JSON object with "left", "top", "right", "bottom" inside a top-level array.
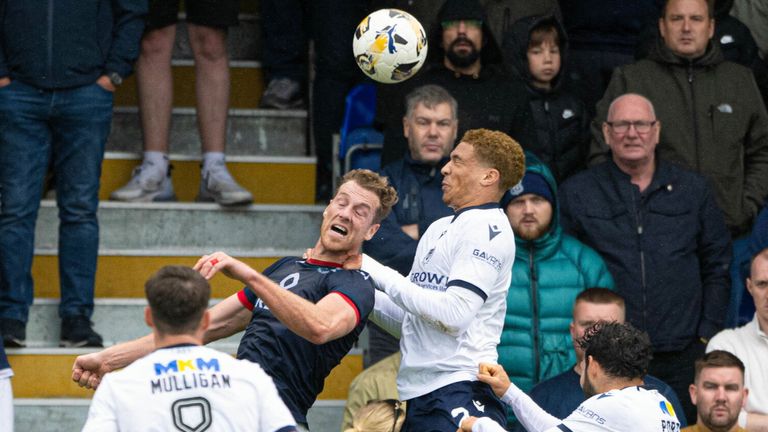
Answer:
[{"left": 403, "top": 380, "right": 507, "bottom": 432}]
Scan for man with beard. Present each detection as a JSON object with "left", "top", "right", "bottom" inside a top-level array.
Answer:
[
  {"left": 376, "top": 0, "right": 532, "bottom": 166},
  {"left": 72, "top": 170, "right": 398, "bottom": 431},
  {"left": 683, "top": 350, "right": 748, "bottom": 432},
  {"left": 497, "top": 157, "right": 614, "bottom": 398},
  {"left": 458, "top": 322, "right": 682, "bottom": 432}
]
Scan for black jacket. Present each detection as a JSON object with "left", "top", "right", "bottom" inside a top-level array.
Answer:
[
  {"left": 364, "top": 154, "right": 453, "bottom": 275},
  {"left": 559, "top": 160, "right": 732, "bottom": 351},
  {"left": 0, "top": 0, "right": 146, "bottom": 89},
  {"left": 502, "top": 15, "right": 590, "bottom": 183}
]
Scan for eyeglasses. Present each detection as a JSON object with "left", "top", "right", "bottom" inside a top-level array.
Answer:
[
  {"left": 368, "top": 399, "right": 402, "bottom": 432},
  {"left": 441, "top": 20, "right": 482, "bottom": 30},
  {"left": 606, "top": 120, "right": 657, "bottom": 134}
]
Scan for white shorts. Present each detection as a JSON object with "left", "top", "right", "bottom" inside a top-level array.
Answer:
[{"left": 0, "top": 375, "right": 13, "bottom": 432}]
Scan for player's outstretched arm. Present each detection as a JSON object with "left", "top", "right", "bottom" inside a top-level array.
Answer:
[
  {"left": 197, "top": 252, "right": 358, "bottom": 344},
  {"left": 71, "top": 334, "right": 155, "bottom": 389},
  {"left": 476, "top": 363, "right": 561, "bottom": 432}
]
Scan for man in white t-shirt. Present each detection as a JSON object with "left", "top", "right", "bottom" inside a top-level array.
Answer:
[
  {"left": 357, "top": 128, "right": 526, "bottom": 431},
  {"left": 459, "top": 322, "right": 682, "bottom": 432},
  {"left": 81, "top": 266, "right": 297, "bottom": 432}
]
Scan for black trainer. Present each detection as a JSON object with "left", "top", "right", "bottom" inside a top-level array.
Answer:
[
  {"left": 60, "top": 316, "right": 103, "bottom": 348},
  {"left": 0, "top": 318, "right": 26, "bottom": 348},
  {"left": 259, "top": 78, "right": 306, "bottom": 109}
]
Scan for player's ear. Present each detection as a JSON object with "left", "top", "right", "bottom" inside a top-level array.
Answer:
[
  {"left": 144, "top": 306, "right": 154, "bottom": 328},
  {"left": 364, "top": 223, "right": 381, "bottom": 241},
  {"left": 689, "top": 383, "right": 698, "bottom": 406},
  {"left": 481, "top": 168, "right": 500, "bottom": 186},
  {"left": 200, "top": 310, "right": 211, "bottom": 332}
]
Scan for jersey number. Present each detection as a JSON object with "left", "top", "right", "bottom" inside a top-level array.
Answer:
[
  {"left": 171, "top": 397, "right": 212, "bottom": 432},
  {"left": 280, "top": 272, "right": 300, "bottom": 289}
]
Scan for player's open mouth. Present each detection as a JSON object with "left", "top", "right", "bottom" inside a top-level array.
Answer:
[{"left": 331, "top": 225, "right": 348, "bottom": 236}]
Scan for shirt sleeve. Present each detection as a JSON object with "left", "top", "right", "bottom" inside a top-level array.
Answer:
[
  {"left": 81, "top": 375, "right": 119, "bottom": 432},
  {"left": 445, "top": 216, "right": 514, "bottom": 300},
  {"left": 327, "top": 270, "right": 376, "bottom": 324},
  {"left": 501, "top": 381, "right": 561, "bottom": 432},
  {"left": 238, "top": 257, "right": 296, "bottom": 311}
]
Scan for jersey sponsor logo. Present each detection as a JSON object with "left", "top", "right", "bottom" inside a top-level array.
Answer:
[
  {"left": 172, "top": 397, "right": 212, "bottom": 432},
  {"left": 410, "top": 271, "right": 448, "bottom": 290},
  {"left": 659, "top": 401, "right": 676, "bottom": 418},
  {"left": 661, "top": 419, "right": 680, "bottom": 432},
  {"left": 472, "top": 400, "right": 485, "bottom": 413},
  {"left": 488, "top": 224, "right": 502, "bottom": 241},
  {"left": 575, "top": 405, "right": 606, "bottom": 424},
  {"left": 154, "top": 358, "right": 221, "bottom": 375},
  {"left": 422, "top": 247, "right": 435, "bottom": 265},
  {"left": 472, "top": 249, "right": 502, "bottom": 271}
]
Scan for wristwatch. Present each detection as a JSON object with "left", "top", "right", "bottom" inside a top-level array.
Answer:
[{"left": 107, "top": 72, "right": 123, "bottom": 87}]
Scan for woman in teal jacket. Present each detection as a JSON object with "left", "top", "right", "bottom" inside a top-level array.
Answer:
[{"left": 497, "top": 156, "right": 614, "bottom": 393}]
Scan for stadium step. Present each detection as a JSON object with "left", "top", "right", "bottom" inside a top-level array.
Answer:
[
  {"left": 114, "top": 60, "right": 264, "bottom": 109},
  {"left": 108, "top": 107, "right": 307, "bottom": 157},
  {"left": 100, "top": 153, "right": 315, "bottom": 204},
  {"left": 34, "top": 201, "right": 323, "bottom": 252},
  {"left": 14, "top": 399, "right": 345, "bottom": 432},
  {"left": 24, "top": 299, "right": 243, "bottom": 347}
]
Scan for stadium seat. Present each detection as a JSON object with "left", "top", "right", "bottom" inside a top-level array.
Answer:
[{"left": 332, "top": 83, "right": 383, "bottom": 191}]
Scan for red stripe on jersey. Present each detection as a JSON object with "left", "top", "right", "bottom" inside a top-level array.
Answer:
[
  {"left": 306, "top": 257, "right": 344, "bottom": 268},
  {"left": 237, "top": 289, "right": 254, "bottom": 311},
  {"left": 332, "top": 291, "right": 361, "bottom": 325}
]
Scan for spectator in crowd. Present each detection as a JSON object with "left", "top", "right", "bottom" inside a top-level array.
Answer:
[
  {"left": 479, "top": 0, "right": 561, "bottom": 46},
  {"left": 498, "top": 157, "right": 614, "bottom": 396},
  {"left": 341, "top": 352, "right": 402, "bottom": 432},
  {"left": 502, "top": 14, "right": 590, "bottom": 183},
  {"left": 363, "top": 84, "right": 455, "bottom": 365},
  {"left": 257, "top": 1, "right": 371, "bottom": 202},
  {"left": 684, "top": 350, "right": 748, "bottom": 432},
  {"left": 558, "top": 0, "right": 664, "bottom": 116},
  {"left": 72, "top": 170, "right": 398, "bottom": 430},
  {"left": 0, "top": 342, "right": 11, "bottom": 432},
  {"left": 459, "top": 322, "right": 681, "bottom": 432},
  {"left": 376, "top": 0, "right": 532, "bottom": 167},
  {"left": 523, "top": 288, "right": 687, "bottom": 430},
  {"left": 560, "top": 93, "right": 732, "bottom": 422},
  {"left": 590, "top": 0, "right": 768, "bottom": 236},
  {"left": 0, "top": 0, "right": 146, "bottom": 348},
  {"left": 730, "top": 0, "right": 768, "bottom": 59},
  {"left": 707, "top": 248, "right": 768, "bottom": 431},
  {"left": 81, "top": 266, "right": 297, "bottom": 432},
  {"left": 730, "top": 204, "right": 768, "bottom": 328},
  {"left": 343, "top": 399, "right": 405, "bottom": 432},
  {"left": 110, "top": 1, "right": 253, "bottom": 206}
]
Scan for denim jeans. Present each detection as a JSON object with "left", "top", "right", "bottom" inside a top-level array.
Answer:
[{"left": 0, "top": 80, "right": 112, "bottom": 322}]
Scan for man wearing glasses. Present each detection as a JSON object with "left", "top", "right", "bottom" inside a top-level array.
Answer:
[
  {"left": 559, "top": 93, "right": 732, "bottom": 423},
  {"left": 589, "top": 0, "right": 768, "bottom": 236}
]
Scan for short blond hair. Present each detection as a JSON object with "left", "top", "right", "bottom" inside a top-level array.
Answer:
[
  {"left": 343, "top": 400, "right": 405, "bottom": 432},
  {"left": 337, "top": 169, "right": 399, "bottom": 223},
  {"left": 461, "top": 129, "right": 526, "bottom": 190}
]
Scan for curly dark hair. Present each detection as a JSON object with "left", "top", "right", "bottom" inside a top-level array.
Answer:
[
  {"left": 461, "top": 129, "right": 525, "bottom": 190},
  {"left": 145, "top": 266, "right": 210, "bottom": 335},
  {"left": 579, "top": 322, "right": 653, "bottom": 380}
]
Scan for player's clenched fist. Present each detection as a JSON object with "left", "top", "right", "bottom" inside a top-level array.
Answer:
[{"left": 72, "top": 352, "right": 111, "bottom": 390}]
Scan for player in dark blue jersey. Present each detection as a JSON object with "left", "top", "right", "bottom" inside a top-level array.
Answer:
[{"left": 72, "top": 169, "right": 398, "bottom": 429}]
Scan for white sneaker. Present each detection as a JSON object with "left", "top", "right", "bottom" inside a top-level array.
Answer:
[
  {"left": 110, "top": 163, "right": 176, "bottom": 202},
  {"left": 197, "top": 162, "right": 253, "bottom": 206}
]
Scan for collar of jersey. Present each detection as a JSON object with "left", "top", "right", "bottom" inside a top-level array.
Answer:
[
  {"left": 157, "top": 343, "right": 198, "bottom": 350},
  {"left": 452, "top": 202, "right": 500, "bottom": 222},
  {"left": 305, "top": 257, "right": 344, "bottom": 268}
]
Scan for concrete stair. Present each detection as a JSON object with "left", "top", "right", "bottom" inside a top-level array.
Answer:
[{"left": 13, "top": 5, "right": 357, "bottom": 431}]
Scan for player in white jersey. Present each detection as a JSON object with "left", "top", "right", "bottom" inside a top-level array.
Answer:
[
  {"left": 355, "top": 129, "right": 526, "bottom": 431},
  {"left": 81, "top": 266, "right": 297, "bottom": 432},
  {"left": 459, "top": 322, "right": 682, "bottom": 432}
]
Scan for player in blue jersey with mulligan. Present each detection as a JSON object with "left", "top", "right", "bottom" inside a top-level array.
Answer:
[
  {"left": 72, "top": 169, "right": 398, "bottom": 431},
  {"left": 345, "top": 129, "right": 526, "bottom": 431}
]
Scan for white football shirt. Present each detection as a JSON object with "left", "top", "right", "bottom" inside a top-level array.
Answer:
[
  {"left": 82, "top": 345, "right": 297, "bottom": 432},
  {"left": 368, "top": 205, "right": 515, "bottom": 400}
]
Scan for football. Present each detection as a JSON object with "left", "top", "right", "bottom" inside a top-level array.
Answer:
[{"left": 352, "top": 9, "right": 428, "bottom": 84}]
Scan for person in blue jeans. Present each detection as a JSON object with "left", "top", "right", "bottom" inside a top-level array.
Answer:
[{"left": 0, "top": 0, "right": 146, "bottom": 348}]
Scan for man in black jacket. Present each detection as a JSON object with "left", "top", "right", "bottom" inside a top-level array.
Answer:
[
  {"left": 0, "top": 1, "right": 146, "bottom": 348},
  {"left": 559, "top": 93, "right": 732, "bottom": 422},
  {"left": 376, "top": 0, "right": 532, "bottom": 166},
  {"left": 363, "top": 84, "right": 455, "bottom": 365}
]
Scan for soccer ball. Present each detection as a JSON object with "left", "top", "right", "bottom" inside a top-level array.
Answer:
[{"left": 353, "top": 9, "right": 428, "bottom": 84}]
